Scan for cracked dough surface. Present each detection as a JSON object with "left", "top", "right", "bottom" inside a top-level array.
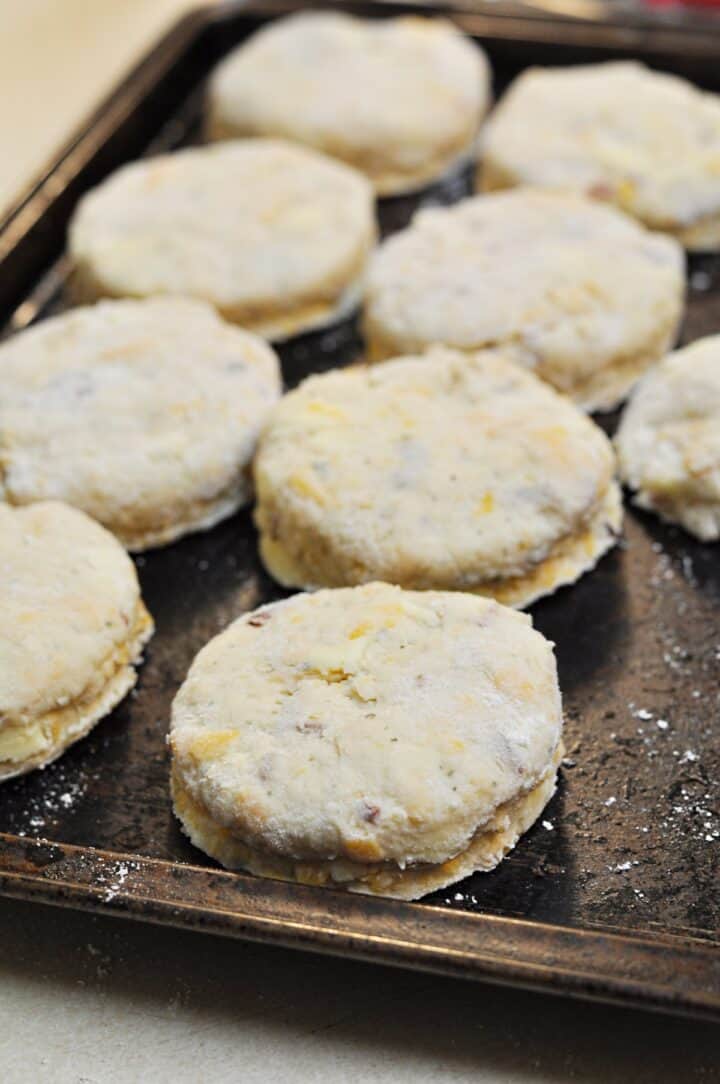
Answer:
[
  {"left": 68, "top": 139, "right": 376, "bottom": 340},
  {"left": 479, "top": 62, "right": 720, "bottom": 250},
  {"left": 616, "top": 334, "right": 720, "bottom": 540},
  {"left": 363, "top": 190, "right": 685, "bottom": 411},
  {"left": 170, "top": 583, "right": 563, "bottom": 898},
  {"left": 0, "top": 298, "right": 281, "bottom": 550},
  {"left": 0, "top": 502, "right": 153, "bottom": 781},
  {"left": 254, "top": 348, "right": 621, "bottom": 607},
  {"left": 208, "top": 12, "right": 490, "bottom": 196}
]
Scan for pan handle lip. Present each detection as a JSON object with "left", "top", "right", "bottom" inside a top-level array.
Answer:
[{"left": 0, "top": 831, "right": 719, "bottom": 1024}]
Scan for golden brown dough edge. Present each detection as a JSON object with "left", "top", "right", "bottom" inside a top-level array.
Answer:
[
  {"left": 363, "top": 321, "right": 681, "bottom": 412},
  {"left": 171, "top": 742, "right": 564, "bottom": 900},
  {"left": 206, "top": 113, "right": 484, "bottom": 198},
  {"left": 478, "top": 159, "right": 720, "bottom": 253},
  {"left": 256, "top": 480, "right": 622, "bottom": 610},
  {"left": 68, "top": 253, "right": 371, "bottom": 343},
  {"left": 0, "top": 601, "right": 153, "bottom": 782}
]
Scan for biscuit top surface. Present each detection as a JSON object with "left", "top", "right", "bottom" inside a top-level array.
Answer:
[
  {"left": 616, "top": 335, "right": 720, "bottom": 503},
  {"left": 0, "top": 502, "right": 143, "bottom": 726},
  {"left": 0, "top": 298, "right": 280, "bottom": 524},
  {"left": 365, "top": 190, "right": 684, "bottom": 392},
  {"left": 171, "top": 583, "right": 562, "bottom": 866},
  {"left": 255, "top": 348, "right": 616, "bottom": 583},
  {"left": 69, "top": 140, "right": 375, "bottom": 308},
  {"left": 210, "top": 14, "right": 488, "bottom": 157},
  {"left": 483, "top": 62, "right": 720, "bottom": 229}
]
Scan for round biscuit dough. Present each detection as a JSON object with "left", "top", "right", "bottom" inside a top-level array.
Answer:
[
  {"left": 616, "top": 334, "right": 720, "bottom": 541},
  {"left": 170, "top": 582, "right": 563, "bottom": 899},
  {"left": 208, "top": 13, "right": 490, "bottom": 196},
  {"left": 0, "top": 501, "right": 153, "bottom": 781},
  {"left": 480, "top": 62, "right": 720, "bottom": 250},
  {"left": 68, "top": 140, "right": 377, "bottom": 340},
  {"left": 363, "top": 189, "right": 685, "bottom": 411},
  {"left": 0, "top": 298, "right": 281, "bottom": 550},
  {"left": 253, "top": 347, "right": 622, "bottom": 607}
]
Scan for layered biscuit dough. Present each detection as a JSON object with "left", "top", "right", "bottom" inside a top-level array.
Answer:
[
  {"left": 0, "top": 502, "right": 153, "bottom": 781},
  {"left": 480, "top": 62, "right": 720, "bottom": 250},
  {"left": 254, "top": 348, "right": 622, "bottom": 608},
  {"left": 208, "top": 13, "right": 490, "bottom": 196},
  {"left": 170, "top": 583, "right": 564, "bottom": 899},
  {"left": 0, "top": 298, "right": 281, "bottom": 550},
  {"left": 616, "top": 335, "right": 720, "bottom": 540},
  {"left": 363, "top": 190, "right": 685, "bottom": 411},
  {"left": 68, "top": 140, "right": 377, "bottom": 340}
]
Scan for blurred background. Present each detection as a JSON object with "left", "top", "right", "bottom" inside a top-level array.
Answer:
[
  {"left": 0, "top": 1, "right": 212, "bottom": 217},
  {"left": 3, "top": 0, "right": 720, "bottom": 219}
]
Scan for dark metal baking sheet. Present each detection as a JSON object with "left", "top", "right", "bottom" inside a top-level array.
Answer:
[{"left": 0, "top": 0, "right": 719, "bottom": 1021}]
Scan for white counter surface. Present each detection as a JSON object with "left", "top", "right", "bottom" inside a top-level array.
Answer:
[
  {"left": 1, "top": 895, "right": 719, "bottom": 1083},
  {"left": 1, "top": 3, "right": 719, "bottom": 1080}
]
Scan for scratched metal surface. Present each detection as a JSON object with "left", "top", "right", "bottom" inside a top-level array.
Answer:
[{"left": 0, "top": 4, "right": 718, "bottom": 955}]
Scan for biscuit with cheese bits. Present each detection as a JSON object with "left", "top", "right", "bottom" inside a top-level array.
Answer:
[
  {"left": 0, "top": 502, "right": 153, "bottom": 781},
  {"left": 170, "top": 583, "right": 563, "bottom": 899},
  {"left": 0, "top": 298, "right": 280, "bottom": 550},
  {"left": 480, "top": 62, "right": 720, "bottom": 250},
  {"left": 363, "top": 190, "right": 684, "bottom": 411},
  {"left": 208, "top": 12, "right": 490, "bottom": 196},
  {"left": 69, "top": 140, "right": 376, "bottom": 340},
  {"left": 254, "top": 348, "right": 621, "bottom": 608},
  {"left": 616, "top": 335, "right": 720, "bottom": 540}
]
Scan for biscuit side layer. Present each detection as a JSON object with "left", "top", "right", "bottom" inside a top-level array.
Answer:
[
  {"left": 70, "top": 255, "right": 371, "bottom": 344},
  {"left": 364, "top": 323, "right": 680, "bottom": 412},
  {"left": 480, "top": 160, "right": 720, "bottom": 253},
  {"left": 0, "top": 601, "right": 153, "bottom": 781},
  {"left": 209, "top": 114, "right": 480, "bottom": 197},
  {"left": 631, "top": 491, "right": 720, "bottom": 543},
  {"left": 257, "top": 481, "right": 621, "bottom": 609},
  {"left": 111, "top": 479, "right": 252, "bottom": 553},
  {"left": 172, "top": 742, "right": 563, "bottom": 900}
]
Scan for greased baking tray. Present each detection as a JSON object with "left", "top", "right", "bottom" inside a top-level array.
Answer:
[{"left": 1, "top": 0, "right": 719, "bottom": 1021}]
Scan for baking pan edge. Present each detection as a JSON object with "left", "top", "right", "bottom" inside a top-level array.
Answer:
[{"left": 1, "top": 834, "right": 719, "bottom": 1021}]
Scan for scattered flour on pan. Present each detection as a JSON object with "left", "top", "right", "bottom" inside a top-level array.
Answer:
[
  {"left": 96, "top": 860, "right": 141, "bottom": 902},
  {"left": 12, "top": 767, "right": 91, "bottom": 835}
]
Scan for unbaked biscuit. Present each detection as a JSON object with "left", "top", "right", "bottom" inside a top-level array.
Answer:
[
  {"left": 208, "top": 13, "right": 490, "bottom": 196},
  {"left": 616, "top": 335, "right": 720, "bottom": 540},
  {"left": 0, "top": 502, "right": 153, "bottom": 781},
  {"left": 254, "top": 348, "right": 622, "bottom": 607},
  {"left": 68, "top": 140, "right": 376, "bottom": 340},
  {"left": 480, "top": 62, "right": 720, "bottom": 250},
  {"left": 363, "top": 190, "right": 685, "bottom": 411},
  {"left": 0, "top": 297, "right": 281, "bottom": 550},
  {"left": 170, "top": 582, "right": 563, "bottom": 899}
]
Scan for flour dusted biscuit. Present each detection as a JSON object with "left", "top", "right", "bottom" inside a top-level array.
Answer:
[
  {"left": 254, "top": 348, "right": 622, "bottom": 607},
  {"left": 0, "top": 502, "right": 153, "bottom": 781},
  {"left": 208, "top": 13, "right": 490, "bottom": 196},
  {"left": 363, "top": 190, "right": 684, "bottom": 411},
  {"left": 616, "top": 336, "right": 720, "bottom": 540},
  {"left": 170, "top": 582, "right": 563, "bottom": 899},
  {"left": 480, "top": 62, "right": 720, "bottom": 250},
  {"left": 68, "top": 140, "right": 376, "bottom": 340},
  {"left": 0, "top": 298, "right": 281, "bottom": 550}
]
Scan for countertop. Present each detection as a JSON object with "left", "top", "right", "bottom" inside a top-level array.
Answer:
[
  {"left": 2, "top": 894, "right": 720, "bottom": 1083},
  {"left": 1, "top": 3, "right": 719, "bottom": 1081}
]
